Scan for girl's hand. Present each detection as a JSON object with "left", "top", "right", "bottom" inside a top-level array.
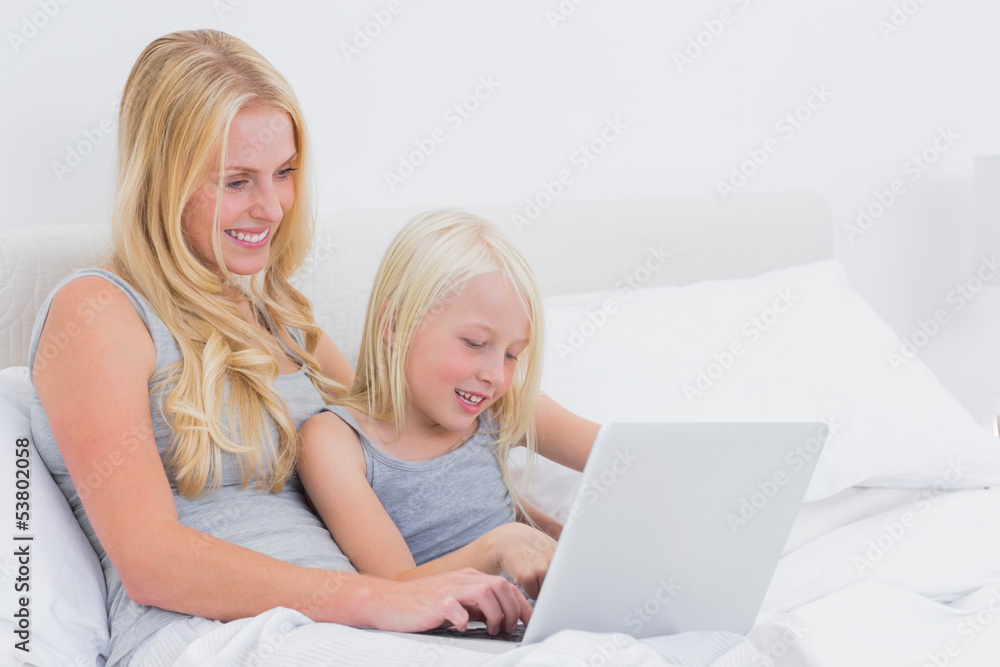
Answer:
[{"left": 486, "top": 523, "right": 557, "bottom": 599}]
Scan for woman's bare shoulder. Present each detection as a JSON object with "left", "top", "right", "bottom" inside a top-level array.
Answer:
[{"left": 36, "top": 271, "right": 156, "bottom": 380}]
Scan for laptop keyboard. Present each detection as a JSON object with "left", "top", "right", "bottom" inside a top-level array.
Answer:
[{"left": 421, "top": 622, "right": 526, "bottom": 642}]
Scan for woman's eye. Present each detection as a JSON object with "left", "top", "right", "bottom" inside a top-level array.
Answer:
[
  {"left": 226, "top": 178, "right": 249, "bottom": 190},
  {"left": 277, "top": 167, "right": 297, "bottom": 179}
]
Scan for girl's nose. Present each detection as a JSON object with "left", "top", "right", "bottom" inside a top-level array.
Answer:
[{"left": 478, "top": 352, "right": 505, "bottom": 385}]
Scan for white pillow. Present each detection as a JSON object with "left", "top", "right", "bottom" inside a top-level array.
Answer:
[
  {"left": 0, "top": 367, "right": 110, "bottom": 666},
  {"left": 540, "top": 260, "right": 1000, "bottom": 503}
]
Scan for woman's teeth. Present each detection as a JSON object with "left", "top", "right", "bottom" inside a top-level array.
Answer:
[
  {"left": 225, "top": 228, "right": 269, "bottom": 243},
  {"left": 456, "top": 390, "right": 484, "bottom": 405}
]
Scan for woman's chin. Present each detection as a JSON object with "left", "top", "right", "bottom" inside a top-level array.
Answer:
[{"left": 222, "top": 255, "right": 270, "bottom": 277}]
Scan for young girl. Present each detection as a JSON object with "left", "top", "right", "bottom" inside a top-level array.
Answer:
[{"left": 298, "top": 209, "right": 562, "bottom": 599}]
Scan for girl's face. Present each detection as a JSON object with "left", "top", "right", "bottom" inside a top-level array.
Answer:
[
  {"left": 403, "top": 272, "right": 531, "bottom": 436},
  {"left": 181, "top": 105, "right": 297, "bottom": 278}
]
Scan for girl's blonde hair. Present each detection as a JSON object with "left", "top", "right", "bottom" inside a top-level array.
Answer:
[
  {"left": 109, "top": 29, "right": 344, "bottom": 498},
  {"left": 341, "top": 209, "right": 545, "bottom": 508}
]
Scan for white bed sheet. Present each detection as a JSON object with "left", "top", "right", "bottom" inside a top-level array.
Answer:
[{"left": 750, "top": 486, "right": 1000, "bottom": 667}]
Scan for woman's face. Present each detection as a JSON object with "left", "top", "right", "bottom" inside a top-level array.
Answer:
[{"left": 181, "top": 105, "right": 297, "bottom": 278}]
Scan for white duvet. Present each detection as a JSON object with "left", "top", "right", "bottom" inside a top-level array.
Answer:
[
  {"left": 125, "top": 485, "right": 1000, "bottom": 667},
  {"left": 131, "top": 609, "right": 757, "bottom": 666}
]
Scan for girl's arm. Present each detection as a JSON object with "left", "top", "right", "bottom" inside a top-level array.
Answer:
[
  {"left": 298, "top": 412, "right": 556, "bottom": 599},
  {"left": 510, "top": 397, "right": 600, "bottom": 542},
  {"left": 34, "top": 278, "right": 529, "bottom": 634},
  {"left": 516, "top": 501, "right": 563, "bottom": 540},
  {"left": 533, "top": 394, "right": 601, "bottom": 472},
  {"left": 399, "top": 522, "right": 556, "bottom": 600},
  {"left": 298, "top": 411, "right": 419, "bottom": 578}
]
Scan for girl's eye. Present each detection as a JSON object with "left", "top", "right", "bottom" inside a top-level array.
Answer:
[
  {"left": 277, "top": 167, "right": 297, "bottom": 179},
  {"left": 464, "top": 339, "right": 483, "bottom": 349},
  {"left": 505, "top": 352, "right": 519, "bottom": 362}
]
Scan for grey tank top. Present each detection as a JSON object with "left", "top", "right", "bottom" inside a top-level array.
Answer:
[
  {"left": 27, "top": 269, "right": 354, "bottom": 667},
  {"left": 321, "top": 405, "right": 516, "bottom": 566}
]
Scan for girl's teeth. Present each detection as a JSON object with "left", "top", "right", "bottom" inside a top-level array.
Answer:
[{"left": 457, "top": 390, "right": 483, "bottom": 405}]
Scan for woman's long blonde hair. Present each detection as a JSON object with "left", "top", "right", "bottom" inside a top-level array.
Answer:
[
  {"left": 340, "top": 209, "right": 545, "bottom": 509},
  {"left": 110, "top": 29, "right": 344, "bottom": 498}
]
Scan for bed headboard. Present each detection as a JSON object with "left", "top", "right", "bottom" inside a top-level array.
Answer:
[{"left": 0, "top": 191, "right": 831, "bottom": 369}]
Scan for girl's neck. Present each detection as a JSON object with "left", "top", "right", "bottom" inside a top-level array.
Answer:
[{"left": 355, "top": 409, "right": 480, "bottom": 462}]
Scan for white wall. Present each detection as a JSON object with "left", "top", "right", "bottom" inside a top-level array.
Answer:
[{"left": 3, "top": 1, "right": 999, "bottom": 417}]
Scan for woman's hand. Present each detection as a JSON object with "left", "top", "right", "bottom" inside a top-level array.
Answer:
[
  {"left": 484, "top": 522, "right": 557, "bottom": 600},
  {"left": 369, "top": 568, "right": 532, "bottom": 635}
]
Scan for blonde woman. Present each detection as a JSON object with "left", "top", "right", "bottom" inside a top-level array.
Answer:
[
  {"left": 299, "top": 210, "right": 575, "bottom": 601},
  {"left": 29, "top": 30, "right": 569, "bottom": 666}
]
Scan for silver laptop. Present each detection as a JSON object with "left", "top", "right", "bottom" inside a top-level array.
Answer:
[{"left": 395, "top": 421, "right": 827, "bottom": 651}]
